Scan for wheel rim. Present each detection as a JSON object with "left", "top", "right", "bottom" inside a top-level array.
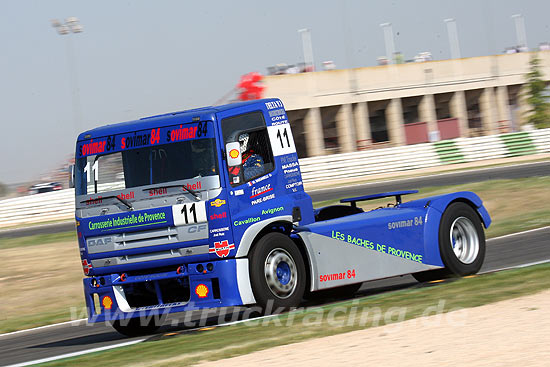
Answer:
[
  {"left": 450, "top": 216, "right": 479, "bottom": 264},
  {"left": 264, "top": 248, "right": 297, "bottom": 299}
]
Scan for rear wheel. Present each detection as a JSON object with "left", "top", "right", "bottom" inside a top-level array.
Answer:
[
  {"left": 413, "top": 202, "right": 485, "bottom": 282},
  {"left": 249, "top": 232, "right": 307, "bottom": 313},
  {"left": 111, "top": 317, "right": 161, "bottom": 337}
]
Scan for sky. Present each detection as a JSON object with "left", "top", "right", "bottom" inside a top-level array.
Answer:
[{"left": 1, "top": 0, "right": 549, "bottom": 184}]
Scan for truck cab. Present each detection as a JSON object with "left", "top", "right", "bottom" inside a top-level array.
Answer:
[{"left": 74, "top": 99, "right": 313, "bottom": 334}]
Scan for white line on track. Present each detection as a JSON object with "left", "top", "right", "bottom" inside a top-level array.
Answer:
[
  {"left": 0, "top": 319, "right": 87, "bottom": 339},
  {"left": 487, "top": 226, "right": 550, "bottom": 242},
  {"left": 3, "top": 315, "right": 278, "bottom": 367},
  {"left": 3, "top": 339, "right": 145, "bottom": 367},
  {"left": 482, "top": 259, "right": 550, "bottom": 274}
]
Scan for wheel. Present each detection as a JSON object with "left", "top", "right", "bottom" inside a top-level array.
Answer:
[
  {"left": 440, "top": 202, "right": 485, "bottom": 275},
  {"left": 111, "top": 317, "right": 161, "bottom": 337},
  {"left": 414, "top": 202, "right": 485, "bottom": 283},
  {"left": 249, "top": 232, "right": 307, "bottom": 312},
  {"left": 306, "top": 282, "right": 362, "bottom": 300}
]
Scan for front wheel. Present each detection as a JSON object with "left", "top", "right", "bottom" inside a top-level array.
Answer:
[
  {"left": 413, "top": 202, "right": 485, "bottom": 282},
  {"left": 249, "top": 233, "right": 307, "bottom": 313}
]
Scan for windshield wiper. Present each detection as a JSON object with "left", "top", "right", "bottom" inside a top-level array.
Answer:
[
  {"left": 80, "top": 195, "right": 133, "bottom": 210},
  {"left": 143, "top": 184, "right": 201, "bottom": 201},
  {"left": 181, "top": 185, "right": 201, "bottom": 201}
]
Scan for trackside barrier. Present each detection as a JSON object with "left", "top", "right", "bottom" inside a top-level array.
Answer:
[
  {"left": 500, "top": 132, "right": 538, "bottom": 156},
  {"left": 1, "top": 128, "right": 549, "bottom": 228},
  {"left": 299, "top": 143, "right": 441, "bottom": 182},
  {"left": 0, "top": 189, "right": 75, "bottom": 228},
  {"left": 530, "top": 129, "right": 550, "bottom": 153}
]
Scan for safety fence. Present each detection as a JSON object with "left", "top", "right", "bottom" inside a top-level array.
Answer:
[
  {"left": 300, "top": 129, "right": 550, "bottom": 182},
  {"left": 1, "top": 128, "right": 549, "bottom": 228}
]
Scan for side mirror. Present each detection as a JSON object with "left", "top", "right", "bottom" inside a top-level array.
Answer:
[
  {"left": 69, "top": 164, "right": 75, "bottom": 188},
  {"left": 226, "top": 142, "right": 242, "bottom": 167}
]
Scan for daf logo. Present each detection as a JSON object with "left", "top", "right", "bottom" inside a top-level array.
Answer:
[
  {"left": 87, "top": 237, "right": 113, "bottom": 247},
  {"left": 188, "top": 224, "right": 207, "bottom": 233}
]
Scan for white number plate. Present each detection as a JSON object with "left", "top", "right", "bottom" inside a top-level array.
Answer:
[
  {"left": 172, "top": 202, "right": 207, "bottom": 226},
  {"left": 267, "top": 124, "right": 296, "bottom": 156}
]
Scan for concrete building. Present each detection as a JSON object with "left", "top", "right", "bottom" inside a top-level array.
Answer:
[{"left": 262, "top": 51, "right": 550, "bottom": 158}]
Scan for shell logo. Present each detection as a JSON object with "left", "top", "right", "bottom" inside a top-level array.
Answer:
[
  {"left": 195, "top": 284, "right": 209, "bottom": 298},
  {"left": 229, "top": 149, "right": 240, "bottom": 159},
  {"left": 102, "top": 296, "right": 113, "bottom": 309}
]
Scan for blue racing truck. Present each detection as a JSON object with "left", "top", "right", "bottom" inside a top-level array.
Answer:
[{"left": 72, "top": 98, "right": 491, "bottom": 336}]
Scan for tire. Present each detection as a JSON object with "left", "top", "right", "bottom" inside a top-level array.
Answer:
[
  {"left": 414, "top": 203, "right": 485, "bottom": 282},
  {"left": 414, "top": 201, "right": 486, "bottom": 284},
  {"left": 249, "top": 232, "right": 307, "bottom": 313},
  {"left": 111, "top": 317, "right": 161, "bottom": 337}
]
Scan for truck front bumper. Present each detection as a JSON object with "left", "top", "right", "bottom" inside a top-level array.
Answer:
[{"left": 83, "top": 258, "right": 248, "bottom": 323}]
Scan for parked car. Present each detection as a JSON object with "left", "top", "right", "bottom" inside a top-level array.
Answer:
[{"left": 28, "top": 182, "right": 63, "bottom": 194}]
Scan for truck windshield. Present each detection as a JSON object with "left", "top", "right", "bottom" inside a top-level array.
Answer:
[{"left": 75, "top": 137, "right": 218, "bottom": 196}]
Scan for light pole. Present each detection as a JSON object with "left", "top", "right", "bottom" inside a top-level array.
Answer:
[
  {"left": 51, "top": 17, "right": 84, "bottom": 136},
  {"left": 298, "top": 28, "right": 315, "bottom": 72},
  {"left": 380, "top": 23, "right": 396, "bottom": 64},
  {"left": 444, "top": 18, "right": 461, "bottom": 59},
  {"left": 511, "top": 14, "right": 528, "bottom": 51}
]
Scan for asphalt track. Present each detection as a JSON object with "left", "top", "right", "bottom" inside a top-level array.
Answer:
[
  {"left": 0, "top": 160, "right": 548, "bottom": 239},
  {"left": 1, "top": 227, "right": 549, "bottom": 367}
]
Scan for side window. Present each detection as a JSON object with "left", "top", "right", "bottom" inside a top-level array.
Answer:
[{"left": 221, "top": 111, "right": 275, "bottom": 186}]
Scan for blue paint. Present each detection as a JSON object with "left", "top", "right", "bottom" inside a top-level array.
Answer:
[{"left": 277, "top": 262, "right": 291, "bottom": 285}]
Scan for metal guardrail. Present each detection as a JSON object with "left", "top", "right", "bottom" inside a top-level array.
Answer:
[{"left": 1, "top": 128, "right": 549, "bottom": 229}]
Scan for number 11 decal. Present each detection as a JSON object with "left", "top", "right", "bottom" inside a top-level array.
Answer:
[
  {"left": 84, "top": 159, "right": 99, "bottom": 193},
  {"left": 181, "top": 203, "right": 198, "bottom": 223},
  {"left": 172, "top": 202, "right": 207, "bottom": 226},
  {"left": 276, "top": 128, "right": 291, "bottom": 149},
  {"left": 268, "top": 123, "right": 296, "bottom": 156}
]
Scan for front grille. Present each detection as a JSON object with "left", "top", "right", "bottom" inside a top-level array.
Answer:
[
  {"left": 117, "top": 227, "right": 178, "bottom": 248},
  {"left": 87, "top": 223, "right": 208, "bottom": 254},
  {"left": 90, "top": 244, "right": 209, "bottom": 268}
]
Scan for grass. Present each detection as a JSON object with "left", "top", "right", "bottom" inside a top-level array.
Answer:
[
  {"left": 0, "top": 239, "right": 85, "bottom": 333},
  {"left": 0, "top": 176, "right": 549, "bottom": 334},
  {"left": 0, "top": 231, "right": 76, "bottom": 250},
  {"left": 0, "top": 218, "right": 73, "bottom": 231},
  {"left": 41, "top": 263, "right": 550, "bottom": 367}
]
